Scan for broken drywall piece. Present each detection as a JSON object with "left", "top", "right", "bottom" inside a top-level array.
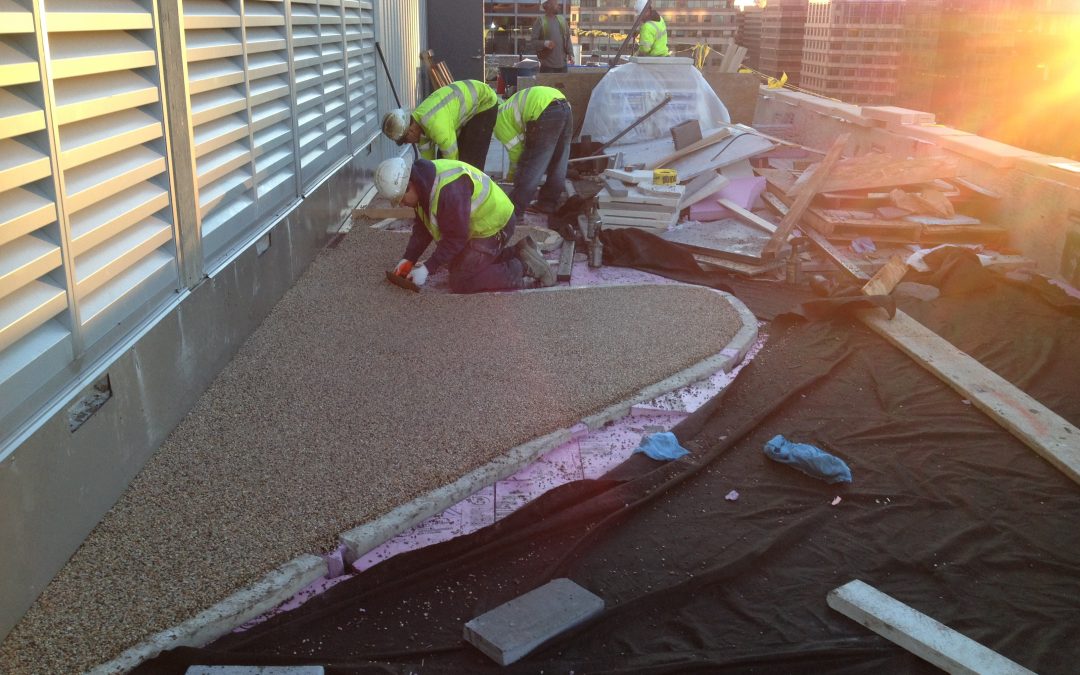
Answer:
[
  {"left": 720, "top": 159, "right": 756, "bottom": 180},
  {"left": 680, "top": 172, "right": 730, "bottom": 211},
  {"left": 604, "top": 168, "right": 655, "bottom": 185}
]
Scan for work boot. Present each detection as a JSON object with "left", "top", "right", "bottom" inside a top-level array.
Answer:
[{"left": 515, "top": 236, "right": 555, "bottom": 287}]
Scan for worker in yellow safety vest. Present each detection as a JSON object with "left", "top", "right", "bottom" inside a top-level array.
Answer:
[
  {"left": 493, "top": 86, "right": 572, "bottom": 235},
  {"left": 374, "top": 157, "right": 555, "bottom": 292},
  {"left": 637, "top": 5, "right": 669, "bottom": 57},
  {"left": 532, "top": 0, "right": 573, "bottom": 73},
  {"left": 381, "top": 80, "right": 499, "bottom": 170}
]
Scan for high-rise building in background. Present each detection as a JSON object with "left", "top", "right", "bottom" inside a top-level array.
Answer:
[
  {"left": 571, "top": 0, "right": 741, "bottom": 57},
  {"left": 897, "top": 0, "right": 1080, "bottom": 160},
  {"left": 800, "top": 0, "right": 906, "bottom": 104},
  {"left": 736, "top": 2, "right": 764, "bottom": 71},
  {"left": 758, "top": 0, "right": 808, "bottom": 86}
]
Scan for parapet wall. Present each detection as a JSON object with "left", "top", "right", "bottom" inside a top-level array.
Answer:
[{"left": 755, "top": 88, "right": 1080, "bottom": 280}]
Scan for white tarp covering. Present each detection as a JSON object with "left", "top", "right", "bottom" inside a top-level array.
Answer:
[{"left": 580, "top": 62, "right": 731, "bottom": 145}]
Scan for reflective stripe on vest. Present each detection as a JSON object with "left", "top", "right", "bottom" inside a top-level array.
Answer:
[
  {"left": 418, "top": 80, "right": 480, "bottom": 130},
  {"left": 503, "top": 88, "right": 531, "bottom": 153},
  {"left": 421, "top": 161, "right": 511, "bottom": 241}
]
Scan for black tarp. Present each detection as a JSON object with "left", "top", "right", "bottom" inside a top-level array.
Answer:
[{"left": 138, "top": 250, "right": 1080, "bottom": 675}]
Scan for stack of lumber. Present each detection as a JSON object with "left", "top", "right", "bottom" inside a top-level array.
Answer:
[
  {"left": 597, "top": 169, "right": 685, "bottom": 232},
  {"left": 755, "top": 152, "right": 1007, "bottom": 246}
]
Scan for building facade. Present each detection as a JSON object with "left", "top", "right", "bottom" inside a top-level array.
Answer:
[
  {"left": 0, "top": 0, "right": 426, "bottom": 643},
  {"left": 735, "top": 3, "right": 764, "bottom": 71},
  {"left": 800, "top": 0, "right": 906, "bottom": 104},
  {"left": 758, "top": 0, "right": 808, "bottom": 86}
]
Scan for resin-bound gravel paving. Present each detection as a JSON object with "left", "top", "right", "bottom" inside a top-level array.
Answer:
[{"left": 0, "top": 226, "right": 744, "bottom": 673}]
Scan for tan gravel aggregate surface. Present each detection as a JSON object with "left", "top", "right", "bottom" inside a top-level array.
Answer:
[{"left": 0, "top": 226, "right": 743, "bottom": 673}]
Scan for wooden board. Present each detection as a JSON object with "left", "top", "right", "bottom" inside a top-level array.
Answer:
[
  {"left": 679, "top": 172, "right": 729, "bottom": 211},
  {"left": 859, "top": 308, "right": 1080, "bottom": 485},
  {"left": 354, "top": 205, "right": 414, "bottom": 220},
  {"left": 664, "top": 132, "right": 775, "bottom": 181},
  {"left": 760, "top": 190, "right": 870, "bottom": 283},
  {"left": 861, "top": 255, "right": 908, "bottom": 296},
  {"left": 693, "top": 253, "right": 781, "bottom": 277},
  {"left": 557, "top": 239, "right": 575, "bottom": 282},
  {"left": 828, "top": 580, "right": 1036, "bottom": 675},
  {"left": 789, "top": 155, "right": 958, "bottom": 197},
  {"left": 717, "top": 198, "right": 777, "bottom": 234},
  {"left": 763, "top": 133, "right": 850, "bottom": 255},
  {"left": 651, "top": 128, "right": 732, "bottom": 169}
]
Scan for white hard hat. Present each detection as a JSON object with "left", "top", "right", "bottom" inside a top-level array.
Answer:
[
  {"left": 382, "top": 109, "right": 411, "bottom": 143},
  {"left": 635, "top": 0, "right": 648, "bottom": 13},
  {"left": 374, "top": 157, "right": 412, "bottom": 204}
]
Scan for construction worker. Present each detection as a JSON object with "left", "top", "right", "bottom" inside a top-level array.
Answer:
[
  {"left": 532, "top": 0, "right": 573, "bottom": 73},
  {"left": 636, "top": 3, "right": 669, "bottom": 57},
  {"left": 374, "top": 157, "right": 555, "bottom": 293},
  {"left": 381, "top": 79, "right": 498, "bottom": 170},
  {"left": 494, "top": 86, "right": 572, "bottom": 233}
]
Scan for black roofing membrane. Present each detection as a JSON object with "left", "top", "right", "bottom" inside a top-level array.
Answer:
[{"left": 139, "top": 249, "right": 1080, "bottom": 675}]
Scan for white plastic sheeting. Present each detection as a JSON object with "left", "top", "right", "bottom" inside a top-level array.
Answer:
[{"left": 580, "top": 62, "right": 731, "bottom": 145}]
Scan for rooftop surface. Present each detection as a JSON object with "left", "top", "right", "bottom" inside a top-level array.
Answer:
[{"left": 0, "top": 225, "right": 752, "bottom": 672}]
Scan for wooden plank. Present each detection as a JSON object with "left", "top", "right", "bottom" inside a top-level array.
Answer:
[
  {"left": 763, "top": 133, "right": 849, "bottom": 255},
  {"left": 760, "top": 190, "right": 869, "bottom": 283},
  {"left": 693, "top": 253, "right": 780, "bottom": 277},
  {"left": 859, "top": 308, "right": 1080, "bottom": 485},
  {"left": 557, "top": 239, "right": 575, "bottom": 282},
  {"left": 828, "top": 580, "right": 1036, "bottom": 675},
  {"left": 716, "top": 198, "right": 777, "bottom": 234},
  {"left": 354, "top": 205, "right": 414, "bottom": 220},
  {"left": 679, "top": 172, "right": 729, "bottom": 210},
  {"left": 861, "top": 255, "right": 907, "bottom": 296},
  {"left": 651, "top": 128, "right": 732, "bottom": 169},
  {"left": 789, "top": 154, "right": 957, "bottom": 197}
]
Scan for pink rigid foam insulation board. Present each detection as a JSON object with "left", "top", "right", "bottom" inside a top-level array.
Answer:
[{"left": 688, "top": 176, "right": 766, "bottom": 221}]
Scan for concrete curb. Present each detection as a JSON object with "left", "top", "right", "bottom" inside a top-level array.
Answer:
[
  {"left": 340, "top": 289, "right": 758, "bottom": 561},
  {"left": 86, "top": 555, "right": 327, "bottom": 674},
  {"left": 88, "top": 288, "right": 757, "bottom": 674}
]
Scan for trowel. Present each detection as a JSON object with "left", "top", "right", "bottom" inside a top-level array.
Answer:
[{"left": 385, "top": 269, "right": 421, "bottom": 293}]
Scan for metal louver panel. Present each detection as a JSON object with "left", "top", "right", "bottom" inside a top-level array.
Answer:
[
  {"left": 319, "top": 0, "right": 348, "bottom": 166},
  {"left": 246, "top": 0, "right": 296, "bottom": 219},
  {"left": 46, "top": 0, "right": 178, "bottom": 347},
  {"left": 343, "top": 0, "right": 376, "bottom": 148},
  {"left": 0, "top": 0, "right": 70, "bottom": 406},
  {"left": 183, "top": 0, "right": 256, "bottom": 260},
  {"left": 290, "top": 0, "right": 348, "bottom": 188}
]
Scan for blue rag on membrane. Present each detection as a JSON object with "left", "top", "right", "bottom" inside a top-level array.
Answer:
[
  {"left": 763, "top": 434, "right": 852, "bottom": 484},
  {"left": 634, "top": 432, "right": 690, "bottom": 461}
]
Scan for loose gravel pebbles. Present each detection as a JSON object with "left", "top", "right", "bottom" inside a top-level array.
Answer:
[{"left": 0, "top": 226, "right": 743, "bottom": 673}]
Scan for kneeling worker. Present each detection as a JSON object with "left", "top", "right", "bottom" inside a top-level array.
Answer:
[
  {"left": 382, "top": 79, "right": 498, "bottom": 170},
  {"left": 375, "top": 157, "right": 555, "bottom": 293},
  {"left": 494, "top": 85, "right": 572, "bottom": 231}
]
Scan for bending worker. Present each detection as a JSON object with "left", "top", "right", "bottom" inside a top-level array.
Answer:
[
  {"left": 494, "top": 85, "right": 572, "bottom": 231},
  {"left": 382, "top": 79, "right": 498, "bottom": 170},
  {"left": 374, "top": 157, "right": 555, "bottom": 293},
  {"left": 636, "top": 1, "right": 669, "bottom": 57}
]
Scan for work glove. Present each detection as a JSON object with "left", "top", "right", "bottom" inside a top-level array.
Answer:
[
  {"left": 393, "top": 258, "right": 413, "bottom": 277},
  {"left": 407, "top": 264, "right": 429, "bottom": 287}
]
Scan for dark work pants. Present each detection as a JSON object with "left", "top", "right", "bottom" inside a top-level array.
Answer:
[
  {"left": 509, "top": 99, "right": 573, "bottom": 229},
  {"left": 540, "top": 64, "right": 568, "bottom": 73},
  {"left": 448, "top": 229, "right": 525, "bottom": 293},
  {"left": 457, "top": 107, "right": 497, "bottom": 171}
]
